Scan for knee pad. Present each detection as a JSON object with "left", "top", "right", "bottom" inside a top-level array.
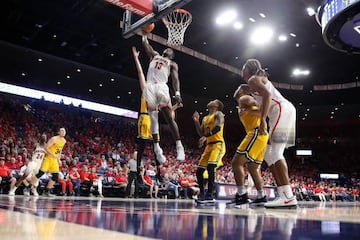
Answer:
[
  {"left": 51, "top": 173, "right": 59, "bottom": 182},
  {"left": 264, "top": 143, "right": 286, "bottom": 166},
  {"left": 35, "top": 170, "right": 45, "bottom": 179}
]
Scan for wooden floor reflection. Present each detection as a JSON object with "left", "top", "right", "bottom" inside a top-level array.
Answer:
[{"left": 1, "top": 195, "right": 360, "bottom": 240}]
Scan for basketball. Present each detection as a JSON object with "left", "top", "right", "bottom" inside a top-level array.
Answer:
[{"left": 142, "top": 23, "right": 155, "bottom": 33}]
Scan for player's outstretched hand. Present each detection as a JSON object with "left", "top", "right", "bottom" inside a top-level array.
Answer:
[
  {"left": 174, "top": 95, "right": 183, "bottom": 105},
  {"left": 192, "top": 111, "right": 200, "bottom": 122}
]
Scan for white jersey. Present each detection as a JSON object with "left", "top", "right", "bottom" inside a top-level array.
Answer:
[
  {"left": 146, "top": 55, "right": 171, "bottom": 84},
  {"left": 31, "top": 144, "right": 46, "bottom": 164},
  {"left": 253, "top": 80, "right": 296, "bottom": 147}
]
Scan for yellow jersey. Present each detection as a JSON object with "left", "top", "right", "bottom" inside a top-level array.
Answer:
[
  {"left": 240, "top": 106, "right": 260, "bottom": 133},
  {"left": 203, "top": 112, "right": 224, "bottom": 144},
  {"left": 46, "top": 136, "right": 66, "bottom": 160}
]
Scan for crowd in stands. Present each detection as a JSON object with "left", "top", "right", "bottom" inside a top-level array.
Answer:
[{"left": 0, "top": 94, "right": 359, "bottom": 201}]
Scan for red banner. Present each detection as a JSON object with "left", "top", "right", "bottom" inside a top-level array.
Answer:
[{"left": 104, "top": 0, "right": 153, "bottom": 16}]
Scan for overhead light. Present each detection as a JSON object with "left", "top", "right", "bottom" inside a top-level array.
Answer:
[
  {"left": 259, "top": 13, "right": 266, "bottom": 18},
  {"left": 296, "top": 43, "right": 300, "bottom": 47},
  {"left": 278, "top": 35, "right": 288, "bottom": 41},
  {"left": 306, "top": 7, "right": 316, "bottom": 16},
  {"left": 77, "top": 69, "right": 81, "bottom": 72},
  {"left": 21, "top": 72, "right": 26, "bottom": 76},
  {"left": 215, "top": 10, "right": 237, "bottom": 25},
  {"left": 203, "top": 42, "right": 207, "bottom": 45},
  {"left": 53, "top": 34, "right": 57, "bottom": 38},
  {"left": 292, "top": 68, "right": 310, "bottom": 76},
  {"left": 194, "top": 100, "right": 198, "bottom": 103},
  {"left": 203, "top": 86, "right": 207, "bottom": 90},
  {"left": 66, "top": 75, "right": 71, "bottom": 79},
  {"left": 250, "top": 26, "right": 274, "bottom": 45},
  {"left": 249, "top": 18, "right": 256, "bottom": 22},
  {"left": 233, "top": 21, "right": 243, "bottom": 30},
  {"left": 89, "top": 89, "right": 92, "bottom": 92},
  {"left": 99, "top": 84, "right": 103, "bottom": 87},
  {"left": 38, "top": 58, "right": 43, "bottom": 62},
  {"left": 117, "top": 96, "right": 120, "bottom": 99},
  {"left": 110, "top": 53, "right": 115, "bottom": 57},
  {"left": 57, "top": 81, "right": 61, "bottom": 85},
  {"left": 290, "top": 33, "right": 296, "bottom": 37},
  {"left": 110, "top": 78, "right": 115, "bottom": 82},
  {"left": 128, "top": 91, "right": 132, "bottom": 95}
]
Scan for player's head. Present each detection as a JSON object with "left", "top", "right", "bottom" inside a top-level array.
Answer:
[
  {"left": 40, "top": 133, "right": 47, "bottom": 145},
  {"left": 242, "top": 59, "right": 267, "bottom": 82},
  {"left": 59, "top": 127, "right": 66, "bottom": 137},
  {"left": 162, "top": 48, "right": 175, "bottom": 59},
  {"left": 207, "top": 99, "right": 224, "bottom": 112},
  {"left": 233, "top": 84, "right": 251, "bottom": 99}
]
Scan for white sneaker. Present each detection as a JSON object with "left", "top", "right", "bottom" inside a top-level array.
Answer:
[
  {"left": 8, "top": 187, "right": 17, "bottom": 196},
  {"left": 31, "top": 187, "right": 39, "bottom": 197},
  {"left": 264, "top": 196, "right": 298, "bottom": 208},
  {"left": 176, "top": 145, "right": 185, "bottom": 161},
  {"left": 23, "top": 187, "right": 30, "bottom": 196},
  {"left": 154, "top": 148, "right": 166, "bottom": 164}
]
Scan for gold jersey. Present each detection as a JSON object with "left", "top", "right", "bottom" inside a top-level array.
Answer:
[
  {"left": 240, "top": 106, "right": 260, "bottom": 133},
  {"left": 203, "top": 112, "right": 224, "bottom": 143},
  {"left": 47, "top": 136, "right": 66, "bottom": 159}
]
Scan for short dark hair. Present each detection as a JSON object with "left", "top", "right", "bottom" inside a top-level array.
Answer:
[{"left": 215, "top": 99, "right": 224, "bottom": 111}]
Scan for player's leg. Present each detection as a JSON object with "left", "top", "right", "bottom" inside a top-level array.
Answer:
[
  {"left": 160, "top": 106, "right": 185, "bottom": 160},
  {"left": 158, "top": 84, "right": 185, "bottom": 161},
  {"left": 264, "top": 143, "right": 297, "bottom": 208},
  {"left": 230, "top": 152, "right": 251, "bottom": 205}
]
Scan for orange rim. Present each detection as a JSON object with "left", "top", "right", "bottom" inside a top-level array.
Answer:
[{"left": 162, "top": 8, "right": 192, "bottom": 26}]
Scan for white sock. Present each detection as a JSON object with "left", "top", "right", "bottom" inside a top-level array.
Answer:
[
  {"left": 282, "top": 185, "right": 294, "bottom": 199},
  {"left": 237, "top": 186, "right": 247, "bottom": 195},
  {"left": 176, "top": 140, "right": 183, "bottom": 148},
  {"left": 154, "top": 142, "right": 161, "bottom": 151},
  {"left": 257, "top": 190, "right": 265, "bottom": 198}
]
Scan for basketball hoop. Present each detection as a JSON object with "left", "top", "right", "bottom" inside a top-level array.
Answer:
[{"left": 162, "top": 9, "right": 192, "bottom": 46}]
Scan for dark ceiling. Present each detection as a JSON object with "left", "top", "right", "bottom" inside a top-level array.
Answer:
[{"left": 0, "top": 0, "right": 360, "bottom": 122}]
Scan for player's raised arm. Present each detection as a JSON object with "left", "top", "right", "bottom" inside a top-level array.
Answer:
[
  {"left": 142, "top": 35, "right": 157, "bottom": 59},
  {"left": 132, "top": 46, "right": 146, "bottom": 92},
  {"left": 170, "top": 62, "right": 182, "bottom": 104}
]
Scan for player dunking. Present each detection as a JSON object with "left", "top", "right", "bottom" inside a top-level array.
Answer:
[
  {"left": 31, "top": 128, "right": 67, "bottom": 197},
  {"left": 229, "top": 84, "right": 268, "bottom": 206},
  {"left": 241, "top": 59, "right": 297, "bottom": 208},
  {"left": 8, "top": 134, "right": 47, "bottom": 196},
  {"left": 192, "top": 99, "right": 226, "bottom": 202},
  {"left": 142, "top": 35, "right": 185, "bottom": 162}
]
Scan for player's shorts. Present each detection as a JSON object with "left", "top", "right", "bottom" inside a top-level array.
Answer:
[
  {"left": 268, "top": 100, "right": 296, "bottom": 147},
  {"left": 40, "top": 156, "right": 59, "bottom": 173},
  {"left": 264, "top": 100, "right": 296, "bottom": 166},
  {"left": 236, "top": 128, "right": 269, "bottom": 164},
  {"left": 143, "top": 82, "right": 171, "bottom": 110},
  {"left": 26, "top": 160, "right": 42, "bottom": 175},
  {"left": 198, "top": 141, "right": 226, "bottom": 168}
]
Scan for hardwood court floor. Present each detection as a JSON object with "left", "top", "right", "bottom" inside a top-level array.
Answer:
[{"left": 0, "top": 195, "right": 360, "bottom": 239}]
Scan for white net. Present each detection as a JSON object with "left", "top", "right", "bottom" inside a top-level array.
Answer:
[{"left": 162, "top": 9, "right": 192, "bottom": 46}]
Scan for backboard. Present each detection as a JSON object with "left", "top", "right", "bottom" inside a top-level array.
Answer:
[{"left": 121, "top": 0, "right": 192, "bottom": 39}]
